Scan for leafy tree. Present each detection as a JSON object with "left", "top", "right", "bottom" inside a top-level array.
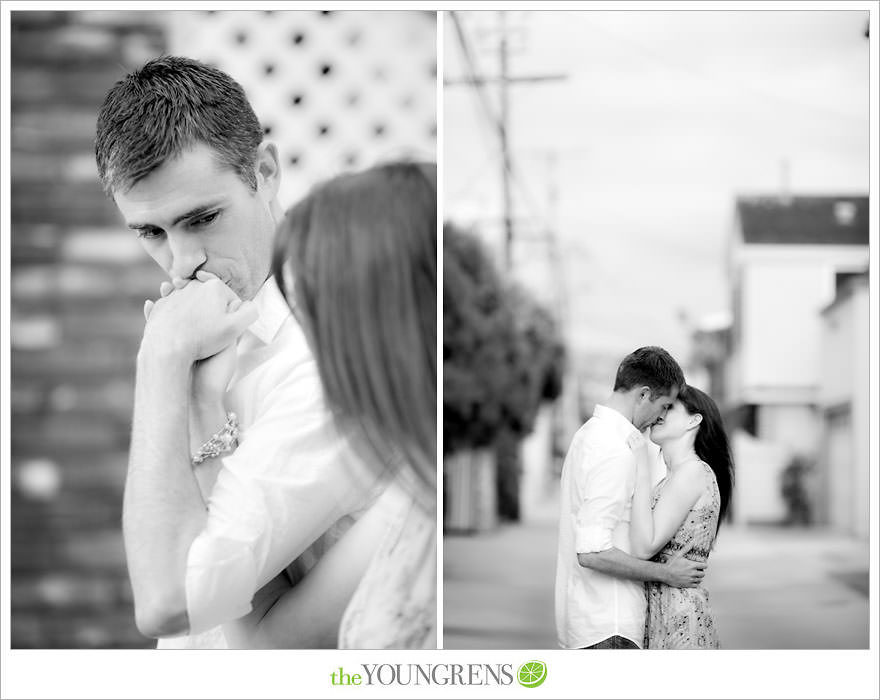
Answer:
[
  {"left": 443, "top": 222, "right": 566, "bottom": 454},
  {"left": 443, "top": 222, "right": 513, "bottom": 454}
]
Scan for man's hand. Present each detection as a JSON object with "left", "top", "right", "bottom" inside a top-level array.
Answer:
[
  {"left": 141, "top": 274, "right": 257, "bottom": 363},
  {"left": 661, "top": 541, "right": 707, "bottom": 588}
]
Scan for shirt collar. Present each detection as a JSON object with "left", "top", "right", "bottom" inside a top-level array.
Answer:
[
  {"left": 593, "top": 404, "right": 641, "bottom": 445},
  {"left": 246, "top": 276, "right": 291, "bottom": 345}
]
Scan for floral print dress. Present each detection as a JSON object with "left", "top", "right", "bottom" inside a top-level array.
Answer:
[
  {"left": 644, "top": 461, "right": 721, "bottom": 649},
  {"left": 337, "top": 474, "right": 437, "bottom": 649}
]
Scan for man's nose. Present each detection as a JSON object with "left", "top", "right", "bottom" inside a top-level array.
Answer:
[{"left": 168, "top": 234, "right": 207, "bottom": 280}]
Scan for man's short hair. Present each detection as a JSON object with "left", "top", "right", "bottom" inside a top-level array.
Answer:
[
  {"left": 95, "top": 55, "right": 263, "bottom": 196},
  {"left": 613, "top": 346, "right": 684, "bottom": 399}
]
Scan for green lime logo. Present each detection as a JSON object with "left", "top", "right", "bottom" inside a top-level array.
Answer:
[{"left": 517, "top": 660, "right": 547, "bottom": 688}]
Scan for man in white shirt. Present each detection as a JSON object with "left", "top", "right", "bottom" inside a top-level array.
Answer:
[
  {"left": 96, "top": 56, "right": 382, "bottom": 646},
  {"left": 555, "top": 346, "right": 707, "bottom": 649}
]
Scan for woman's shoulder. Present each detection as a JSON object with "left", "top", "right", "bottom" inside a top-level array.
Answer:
[
  {"left": 662, "top": 460, "right": 706, "bottom": 501},
  {"left": 674, "top": 458, "right": 710, "bottom": 481},
  {"left": 660, "top": 460, "right": 716, "bottom": 514},
  {"left": 691, "top": 460, "right": 721, "bottom": 505},
  {"left": 694, "top": 459, "right": 719, "bottom": 483}
]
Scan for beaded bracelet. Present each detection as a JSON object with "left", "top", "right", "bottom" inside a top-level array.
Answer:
[{"left": 191, "top": 412, "right": 240, "bottom": 466}]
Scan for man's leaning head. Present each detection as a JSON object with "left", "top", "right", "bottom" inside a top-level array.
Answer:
[
  {"left": 95, "top": 55, "right": 262, "bottom": 197},
  {"left": 613, "top": 346, "right": 685, "bottom": 431},
  {"left": 95, "top": 56, "right": 281, "bottom": 302}
]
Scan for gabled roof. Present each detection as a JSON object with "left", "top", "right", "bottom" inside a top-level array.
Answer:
[{"left": 736, "top": 196, "right": 868, "bottom": 245}]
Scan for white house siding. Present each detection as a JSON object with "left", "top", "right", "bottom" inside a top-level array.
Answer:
[
  {"left": 726, "top": 239, "right": 868, "bottom": 525},
  {"left": 819, "top": 278, "right": 869, "bottom": 537},
  {"left": 740, "top": 263, "right": 831, "bottom": 397},
  {"left": 730, "top": 405, "right": 822, "bottom": 524},
  {"left": 731, "top": 429, "right": 791, "bottom": 524},
  {"left": 757, "top": 404, "right": 822, "bottom": 457}
]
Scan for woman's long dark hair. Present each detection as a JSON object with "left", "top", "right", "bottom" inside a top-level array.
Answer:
[
  {"left": 679, "top": 384, "right": 734, "bottom": 532},
  {"left": 271, "top": 162, "right": 436, "bottom": 495}
]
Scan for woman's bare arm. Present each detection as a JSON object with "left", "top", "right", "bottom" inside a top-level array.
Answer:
[{"left": 630, "top": 450, "right": 703, "bottom": 559}]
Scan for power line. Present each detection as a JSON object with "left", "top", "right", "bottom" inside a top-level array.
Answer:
[{"left": 448, "top": 11, "right": 566, "bottom": 269}]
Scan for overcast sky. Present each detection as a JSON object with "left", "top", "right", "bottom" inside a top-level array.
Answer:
[{"left": 444, "top": 9, "right": 870, "bottom": 369}]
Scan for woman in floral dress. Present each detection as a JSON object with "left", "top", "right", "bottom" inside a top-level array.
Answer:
[{"left": 630, "top": 384, "right": 734, "bottom": 649}]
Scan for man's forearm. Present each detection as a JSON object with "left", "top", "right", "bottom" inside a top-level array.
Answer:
[
  {"left": 123, "top": 346, "right": 207, "bottom": 638},
  {"left": 578, "top": 547, "right": 668, "bottom": 584}
]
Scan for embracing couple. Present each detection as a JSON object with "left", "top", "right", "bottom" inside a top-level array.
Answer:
[
  {"left": 555, "top": 346, "right": 735, "bottom": 650},
  {"left": 97, "top": 56, "right": 436, "bottom": 649}
]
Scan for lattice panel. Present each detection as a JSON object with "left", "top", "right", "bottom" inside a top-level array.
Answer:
[{"left": 166, "top": 10, "right": 436, "bottom": 209}]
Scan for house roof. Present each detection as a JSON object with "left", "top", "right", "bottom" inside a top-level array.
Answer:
[{"left": 736, "top": 196, "right": 868, "bottom": 245}]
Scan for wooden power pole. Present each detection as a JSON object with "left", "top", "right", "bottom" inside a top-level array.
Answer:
[{"left": 446, "top": 11, "right": 567, "bottom": 271}]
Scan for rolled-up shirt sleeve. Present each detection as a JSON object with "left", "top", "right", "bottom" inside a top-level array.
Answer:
[
  {"left": 184, "top": 358, "right": 382, "bottom": 636},
  {"left": 573, "top": 449, "right": 634, "bottom": 554}
]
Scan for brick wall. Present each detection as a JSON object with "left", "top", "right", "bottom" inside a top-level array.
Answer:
[{"left": 10, "top": 10, "right": 168, "bottom": 648}]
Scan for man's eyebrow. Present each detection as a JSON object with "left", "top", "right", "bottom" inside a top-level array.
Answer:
[{"left": 127, "top": 201, "right": 224, "bottom": 230}]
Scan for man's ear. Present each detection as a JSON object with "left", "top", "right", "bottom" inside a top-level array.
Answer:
[
  {"left": 255, "top": 141, "right": 281, "bottom": 200},
  {"left": 638, "top": 387, "right": 652, "bottom": 403}
]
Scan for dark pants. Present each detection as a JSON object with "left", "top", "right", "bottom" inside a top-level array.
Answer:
[{"left": 583, "top": 635, "right": 640, "bottom": 650}]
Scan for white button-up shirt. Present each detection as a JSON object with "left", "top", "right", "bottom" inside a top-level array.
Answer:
[
  {"left": 158, "top": 277, "right": 382, "bottom": 648},
  {"left": 555, "top": 404, "right": 646, "bottom": 649}
]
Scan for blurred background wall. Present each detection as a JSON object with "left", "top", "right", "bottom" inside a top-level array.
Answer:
[{"left": 8, "top": 9, "right": 436, "bottom": 649}]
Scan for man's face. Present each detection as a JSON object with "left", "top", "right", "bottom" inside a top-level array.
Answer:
[
  {"left": 633, "top": 386, "right": 678, "bottom": 432},
  {"left": 113, "top": 142, "right": 276, "bottom": 302}
]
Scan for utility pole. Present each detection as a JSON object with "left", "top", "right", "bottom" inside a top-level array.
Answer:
[
  {"left": 499, "top": 11, "right": 514, "bottom": 270},
  {"left": 517, "top": 150, "right": 567, "bottom": 327},
  {"left": 446, "top": 11, "right": 567, "bottom": 272}
]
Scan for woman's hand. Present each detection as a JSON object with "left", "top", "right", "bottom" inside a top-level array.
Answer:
[
  {"left": 145, "top": 272, "right": 246, "bottom": 401},
  {"left": 141, "top": 273, "right": 255, "bottom": 363},
  {"left": 628, "top": 430, "right": 656, "bottom": 559},
  {"left": 144, "top": 274, "right": 252, "bottom": 491},
  {"left": 630, "top": 430, "right": 651, "bottom": 475}
]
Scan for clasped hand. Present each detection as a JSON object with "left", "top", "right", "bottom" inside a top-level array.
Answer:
[
  {"left": 663, "top": 540, "right": 707, "bottom": 588},
  {"left": 141, "top": 271, "right": 258, "bottom": 363}
]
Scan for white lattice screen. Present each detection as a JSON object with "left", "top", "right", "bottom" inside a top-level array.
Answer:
[{"left": 166, "top": 10, "right": 436, "bottom": 210}]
